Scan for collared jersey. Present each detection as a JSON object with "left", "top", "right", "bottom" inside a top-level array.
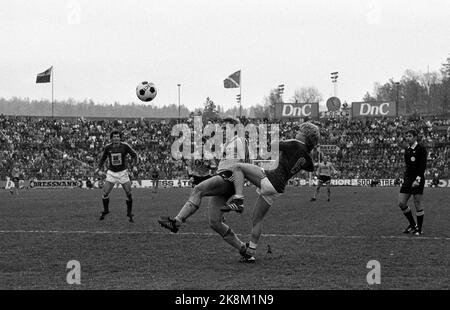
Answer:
[{"left": 99, "top": 142, "right": 137, "bottom": 173}]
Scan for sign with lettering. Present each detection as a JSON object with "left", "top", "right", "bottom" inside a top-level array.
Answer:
[
  {"left": 352, "top": 101, "right": 396, "bottom": 117},
  {"left": 275, "top": 102, "right": 319, "bottom": 119}
]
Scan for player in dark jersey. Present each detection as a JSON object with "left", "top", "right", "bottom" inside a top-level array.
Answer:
[
  {"left": 95, "top": 130, "right": 138, "bottom": 222},
  {"left": 221, "top": 122, "right": 320, "bottom": 261},
  {"left": 151, "top": 166, "right": 160, "bottom": 193},
  {"left": 398, "top": 128, "right": 427, "bottom": 236}
]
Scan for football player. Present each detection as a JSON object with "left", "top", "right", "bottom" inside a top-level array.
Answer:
[
  {"left": 158, "top": 117, "right": 254, "bottom": 262},
  {"left": 10, "top": 163, "right": 22, "bottom": 195},
  {"left": 151, "top": 166, "right": 160, "bottom": 193},
  {"left": 398, "top": 128, "right": 427, "bottom": 236},
  {"left": 95, "top": 130, "right": 138, "bottom": 222},
  {"left": 221, "top": 122, "right": 320, "bottom": 261},
  {"left": 311, "top": 155, "right": 337, "bottom": 202}
]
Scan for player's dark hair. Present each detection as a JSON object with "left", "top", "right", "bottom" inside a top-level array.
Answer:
[{"left": 110, "top": 130, "right": 122, "bottom": 139}]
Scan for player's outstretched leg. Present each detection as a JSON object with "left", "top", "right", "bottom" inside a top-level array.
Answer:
[
  {"left": 158, "top": 175, "right": 231, "bottom": 232},
  {"left": 99, "top": 181, "right": 114, "bottom": 220},
  {"left": 311, "top": 184, "right": 320, "bottom": 201},
  {"left": 327, "top": 184, "right": 331, "bottom": 202},
  {"left": 242, "top": 195, "right": 272, "bottom": 262},
  {"left": 100, "top": 193, "right": 110, "bottom": 220},
  {"left": 222, "top": 163, "right": 264, "bottom": 213},
  {"left": 208, "top": 196, "right": 253, "bottom": 263},
  {"left": 122, "top": 182, "right": 134, "bottom": 223}
]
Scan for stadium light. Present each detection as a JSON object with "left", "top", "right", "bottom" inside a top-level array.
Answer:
[
  {"left": 278, "top": 84, "right": 285, "bottom": 102},
  {"left": 394, "top": 82, "right": 400, "bottom": 116},
  {"left": 331, "top": 72, "right": 339, "bottom": 97}
]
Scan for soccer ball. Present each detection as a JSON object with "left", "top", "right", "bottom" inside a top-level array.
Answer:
[{"left": 136, "top": 81, "right": 157, "bottom": 102}]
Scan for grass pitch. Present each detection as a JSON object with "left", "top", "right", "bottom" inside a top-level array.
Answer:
[{"left": 1, "top": 186, "right": 449, "bottom": 289}]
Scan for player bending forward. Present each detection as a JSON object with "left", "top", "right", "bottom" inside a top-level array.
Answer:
[
  {"left": 311, "top": 155, "right": 337, "bottom": 202},
  {"left": 221, "top": 122, "right": 320, "bottom": 260},
  {"left": 158, "top": 117, "right": 255, "bottom": 262},
  {"left": 95, "top": 130, "right": 138, "bottom": 223}
]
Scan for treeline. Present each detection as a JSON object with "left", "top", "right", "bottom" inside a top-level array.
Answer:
[
  {"left": 0, "top": 97, "right": 270, "bottom": 119},
  {"left": 362, "top": 55, "right": 450, "bottom": 116},
  {"left": 0, "top": 98, "right": 192, "bottom": 118}
]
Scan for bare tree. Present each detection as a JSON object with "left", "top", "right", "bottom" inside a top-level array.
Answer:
[{"left": 291, "top": 86, "right": 322, "bottom": 103}]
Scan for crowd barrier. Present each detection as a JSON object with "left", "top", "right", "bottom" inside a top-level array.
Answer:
[{"left": 2, "top": 178, "right": 450, "bottom": 189}]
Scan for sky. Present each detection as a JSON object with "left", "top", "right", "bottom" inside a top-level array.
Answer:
[{"left": 1, "top": 0, "right": 449, "bottom": 112}]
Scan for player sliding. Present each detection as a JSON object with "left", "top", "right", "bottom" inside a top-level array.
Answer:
[
  {"left": 95, "top": 130, "right": 138, "bottom": 223},
  {"left": 158, "top": 117, "right": 255, "bottom": 262},
  {"left": 220, "top": 122, "right": 320, "bottom": 260}
]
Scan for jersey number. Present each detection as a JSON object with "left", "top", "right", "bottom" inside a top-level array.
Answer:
[{"left": 111, "top": 153, "right": 123, "bottom": 166}]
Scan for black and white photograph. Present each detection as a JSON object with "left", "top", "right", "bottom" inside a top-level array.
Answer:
[{"left": 1, "top": 0, "right": 449, "bottom": 296}]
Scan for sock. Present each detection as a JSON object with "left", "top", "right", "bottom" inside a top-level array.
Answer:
[
  {"left": 175, "top": 201, "right": 199, "bottom": 223},
  {"left": 222, "top": 227, "right": 245, "bottom": 251},
  {"left": 248, "top": 241, "right": 257, "bottom": 255},
  {"left": 126, "top": 198, "right": 133, "bottom": 217},
  {"left": 102, "top": 195, "right": 110, "bottom": 213},
  {"left": 402, "top": 206, "right": 416, "bottom": 227},
  {"left": 416, "top": 209, "right": 424, "bottom": 230}
]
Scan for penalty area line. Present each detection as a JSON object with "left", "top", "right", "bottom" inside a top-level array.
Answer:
[{"left": 0, "top": 230, "right": 449, "bottom": 241}]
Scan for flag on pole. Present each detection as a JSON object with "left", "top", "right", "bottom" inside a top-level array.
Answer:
[
  {"left": 36, "top": 66, "right": 53, "bottom": 83},
  {"left": 223, "top": 70, "right": 240, "bottom": 88}
]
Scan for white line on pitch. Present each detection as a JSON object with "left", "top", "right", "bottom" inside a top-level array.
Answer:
[{"left": 0, "top": 230, "right": 449, "bottom": 241}]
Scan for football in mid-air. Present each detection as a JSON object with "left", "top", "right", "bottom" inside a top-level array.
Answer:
[{"left": 136, "top": 81, "right": 157, "bottom": 102}]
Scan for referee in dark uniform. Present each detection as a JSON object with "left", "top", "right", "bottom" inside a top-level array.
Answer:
[{"left": 398, "top": 128, "right": 427, "bottom": 236}]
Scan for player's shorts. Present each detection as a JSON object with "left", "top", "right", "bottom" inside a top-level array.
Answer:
[
  {"left": 105, "top": 170, "right": 130, "bottom": 185},
  {"left": 215, "top": 170, "right": 234, "bottom": 183},
  {"left": 256, "top": 168, "right": 281, "bottom": 206},
  {"left": 192, "top": 175, "right": 212, "bottom": 186},
  {"left": 12, "top": 177, "right": 20, "bottom": 183},
  {"left": 318, "top": 175, "right": 331, "bottom": 184},
  {"left": 400, "top": 175, "right": 425, "bottom": 195}
]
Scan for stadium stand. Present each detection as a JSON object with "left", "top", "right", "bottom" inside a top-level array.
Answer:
[{"left": 0, "top": 114, "right": 449, "bottom": 181}]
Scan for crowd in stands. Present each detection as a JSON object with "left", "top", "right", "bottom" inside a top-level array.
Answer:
[{"left": 1, "top": 114, "right": 449, "bottom": 182}]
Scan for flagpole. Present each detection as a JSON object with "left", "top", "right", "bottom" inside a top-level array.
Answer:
[
  {"left": 239, "top": 70, "right": 242, "bottom": 119},
  {"left": 51, "top": 65, "right": 54, "bottom": 118}
]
